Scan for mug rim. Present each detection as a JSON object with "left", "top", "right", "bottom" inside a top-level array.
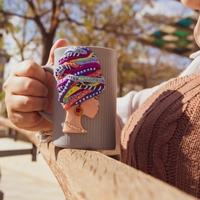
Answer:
[{"left": 54, "top": 46, "right": 117, "bottom": 54}]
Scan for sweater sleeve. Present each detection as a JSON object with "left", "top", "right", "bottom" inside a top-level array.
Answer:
[{"left": 116, "top": 81, "right": 168, "bottom": 131}]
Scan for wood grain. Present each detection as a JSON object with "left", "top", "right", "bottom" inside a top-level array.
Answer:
[{"left": 0, "top": 117, "right": 197, "bottom": 200}]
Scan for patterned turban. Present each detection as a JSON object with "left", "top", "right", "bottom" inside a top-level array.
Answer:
[{"left": 55, "top": 46, "right": 106, "bottom": 110}]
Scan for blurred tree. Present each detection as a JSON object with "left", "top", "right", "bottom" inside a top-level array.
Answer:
[
  {"left": 0, "top": 0, "right": 188, "bottom": 96},
  {"left": 0, "top": 0, "right": 63, "bottom": 64},
  {"left": 0, "top": 4, "right": 12, "bottom": 48},
  {"left": 1, "top": 0, "right": 155, "bottom": 64}
]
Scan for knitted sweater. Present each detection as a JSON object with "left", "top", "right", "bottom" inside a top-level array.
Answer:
[{"left": 120, "top": 68, "right": 200, "bottom": 198}]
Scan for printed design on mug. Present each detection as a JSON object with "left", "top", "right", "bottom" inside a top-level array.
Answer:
[{"left": 55, "top": 46, "right": 106, "bottom": 134}]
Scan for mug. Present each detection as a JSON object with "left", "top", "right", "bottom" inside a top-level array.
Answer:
[{"left": 40, "top": 46, "right": 117, "bottom": 150}]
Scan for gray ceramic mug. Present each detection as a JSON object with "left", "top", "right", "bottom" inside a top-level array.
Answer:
[{"left": 39, "top": 46, "right": 117, "bottom": 150}]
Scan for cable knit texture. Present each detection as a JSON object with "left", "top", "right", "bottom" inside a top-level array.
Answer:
[{"left": 121, "top": 71, "right": 200, "bottom": 197}]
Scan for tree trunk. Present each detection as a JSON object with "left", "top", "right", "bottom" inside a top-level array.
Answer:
[{"left": 41, "top": 33, "right": 54, "bottom": 65}]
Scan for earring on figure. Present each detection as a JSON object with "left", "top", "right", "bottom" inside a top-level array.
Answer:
[{"left": 74, "top": 104, "right": 83, "bottom": 116}]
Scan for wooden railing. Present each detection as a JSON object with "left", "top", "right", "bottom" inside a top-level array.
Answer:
[{"left": 0, "top": 117, "right": 198, "bottom": 200}]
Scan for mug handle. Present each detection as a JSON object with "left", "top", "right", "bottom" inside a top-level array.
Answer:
[{"left": 37, "top": 66, "right": 54, "bottom": 122}]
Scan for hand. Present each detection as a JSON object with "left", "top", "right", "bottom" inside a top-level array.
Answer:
[{"left": 3, "top": 39, "right": 68, "bottom": 131}]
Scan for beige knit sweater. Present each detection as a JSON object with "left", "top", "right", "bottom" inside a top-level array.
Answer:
[{"left": 121, "top": 71, "right": 200, "bottom": 198}]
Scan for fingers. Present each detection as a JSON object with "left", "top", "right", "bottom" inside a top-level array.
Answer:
[
  {"left": 46, "top": 39, "right": 68, "bottom": 66},
  {"left": 10, "top": 60, "right": 48, "bottom": 84},
  {"left": 9, "top": 77, "right": 48, "bottom": 97},
  {"left": 4, "top": 86, "right": 50, "bottom": 130},
  {"left": 3, "top": 60, "right": 50, "bottom": 131},
  {"left": 6, "top": 95, "right": 48, "bottom": 112},
  {"left": 8, "top": 111, "right": 52, "bottom": 131}
]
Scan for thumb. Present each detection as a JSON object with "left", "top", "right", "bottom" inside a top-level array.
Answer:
[{"left": 46, "top": 39, "right": 68, "bottom": 66}]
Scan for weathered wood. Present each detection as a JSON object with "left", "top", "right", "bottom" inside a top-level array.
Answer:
[{"left": 0, "top": 117, "right": 197, "bottom": 200}]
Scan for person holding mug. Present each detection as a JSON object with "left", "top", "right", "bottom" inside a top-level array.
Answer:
[{"left": 3, "top": 0, "right": 200, "bottom": 197}]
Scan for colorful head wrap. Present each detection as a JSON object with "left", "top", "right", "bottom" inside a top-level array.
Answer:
[{"left": 55, "top": 46, "right": 106, "bottom": 110}]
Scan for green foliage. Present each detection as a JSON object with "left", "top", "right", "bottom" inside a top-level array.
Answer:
[
  {"left": 0, "top": 91, "right": 5, "bottom": 101},
  {"left": 0, "top": 0, "right": 187, "bottom": 96},
  {"left": 0, "top": 0, "right": 3, "bottom": 10}
]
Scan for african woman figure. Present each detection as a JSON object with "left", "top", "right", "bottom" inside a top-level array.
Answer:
[{"left": 55, "top": 46, "right": 106, "bottom": 133}]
